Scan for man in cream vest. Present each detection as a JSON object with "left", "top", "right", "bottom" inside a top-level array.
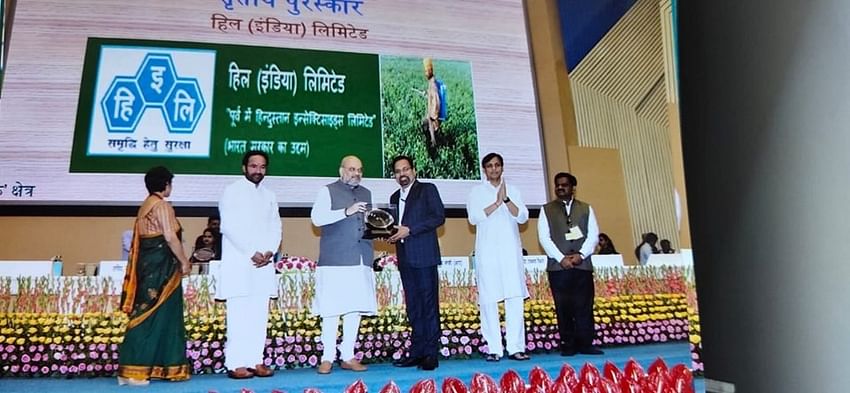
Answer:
[{"left": 537, "top": 172, "right": 603, "bottom": 356}]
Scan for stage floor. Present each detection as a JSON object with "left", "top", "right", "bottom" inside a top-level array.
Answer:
[{"left": 0, "top": 342, "right": 704, "bottom": 393}]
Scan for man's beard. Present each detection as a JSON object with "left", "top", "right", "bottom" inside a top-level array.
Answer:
[
  {"left": 246, "top": 173, "right": 264, "bottom": 184},
  {"left": 397, "top": 175, "right": 411, "bottom": 187},
  {"left": 343, "top": 177, "right": 361, "bottom": 187}
]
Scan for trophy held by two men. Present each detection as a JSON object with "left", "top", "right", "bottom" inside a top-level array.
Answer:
[{"left": 362, "top": 204, "right": 398, "bottom": 240}]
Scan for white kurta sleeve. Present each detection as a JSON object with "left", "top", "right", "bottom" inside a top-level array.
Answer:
[
  {"left": 537, "top": 209, "right": 565, "bottom": 262},
  {"left": 263, "top": 190, "right": 282, "bottom": 254},
  {"left": 310, "top": 187, "right": 347, "bottom": 227},
  {"left": 508, "top": 185, "right": 529, "bottom": 224},
  {"left": 466, "top": 186, "right": 489, "bottom": 226},
  {"left": 578, "top": 205, "right": 599, "bottom": 259},
  {"left": 219, "top": 185, "right": 253, "bottom": 256}
]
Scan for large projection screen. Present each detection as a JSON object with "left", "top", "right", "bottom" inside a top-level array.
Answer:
[{"left": 0, "top": 0, "right": 546, "bottom": 208}]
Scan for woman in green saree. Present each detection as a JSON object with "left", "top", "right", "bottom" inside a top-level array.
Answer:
[{"left": 117, "top": 166, "right": 192, "bottom": 386}]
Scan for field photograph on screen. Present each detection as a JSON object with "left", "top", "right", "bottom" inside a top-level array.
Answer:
[
  {"left": 0, "top": 0, "right": 545, "bottom": 207},
  {"left": 380, "top": 56, "right": 479, "bottom": 180}
]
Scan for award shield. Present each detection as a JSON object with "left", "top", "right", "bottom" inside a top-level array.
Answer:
[{"left": 363, "top": 204, "right": 398, "bottom": 239}]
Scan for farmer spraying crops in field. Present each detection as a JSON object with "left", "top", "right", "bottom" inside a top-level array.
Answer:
[{"left": 421, "top": 57, "right": 443, "bottom": 149}]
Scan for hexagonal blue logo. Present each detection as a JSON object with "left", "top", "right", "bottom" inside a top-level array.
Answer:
[
  {"left": 162, "top": 78, "right": 205, "bottom": 133},
  {"left": 100, "top": 77, "right": 144, "bottom": 132},
  {"left": 136, "top": 54, "right": 177, "bottom": 105}
]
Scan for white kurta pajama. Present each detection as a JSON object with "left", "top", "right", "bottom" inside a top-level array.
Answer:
[
  {"left": 310, "top": 187, "right": 377, "bottom": 362},
  {"left": 218, "top": 178, "right": 282, "bottom": 370},
  {"left": 466, "top": 180, "right": 530, "bottom": 356}
]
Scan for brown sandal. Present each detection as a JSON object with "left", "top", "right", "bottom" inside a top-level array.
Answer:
[{"left": 227, "top": 367, "right": 255, "bottom": 379}]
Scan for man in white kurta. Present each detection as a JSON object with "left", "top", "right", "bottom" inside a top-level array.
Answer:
[
  {"left": 310, "top": 156, "right": 377, "bottom": 374},
  {"left": 466, "top": 153, "right": 530, "bottom": 361},
  {"left": 218, "top": 151, "right": 282, "bottom": 378}
]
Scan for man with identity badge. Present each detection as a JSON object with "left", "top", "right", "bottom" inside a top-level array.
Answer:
[{"left": 537, "top": 172, "right": 604, "bottom": 356}]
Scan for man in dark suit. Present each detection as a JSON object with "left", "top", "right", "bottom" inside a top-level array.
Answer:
[{"left": 387, "top": 155, "right": 445, "bottom": 371}]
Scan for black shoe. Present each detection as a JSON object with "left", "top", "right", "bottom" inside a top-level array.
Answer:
[
  {"left": 418, "top": 356, "right": 439, "bottom": 371},
  {"left": 484, "top": 353, "right": 501, "bottom": 362},
  {"left": 560, "top": 348, "right": 577, "bottom": 356},
  {"left": 578, "top": 346, "right": 604, "bottom": 355},
  {"left": 393, "top": 356, "right": 421, "bottom": 368}
]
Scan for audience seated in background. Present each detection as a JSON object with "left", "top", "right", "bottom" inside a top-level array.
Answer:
[
  {"left": 194, "top": 215, "right": 221, "bottom": 251},
  {"left": 190, "top": 228, "right": 221, "bottom": 273},
  {"left": 121, "top": 229, "right": 133, "bottom": 260},
  {"left": 660, "top": 239, "right": 676, "bottom": 254},
  {"left": 595, "top": 233, "right": 618, "bottom": 255},
  {"left": 634, "top": 232, "right": 659, "bottom": 265}
]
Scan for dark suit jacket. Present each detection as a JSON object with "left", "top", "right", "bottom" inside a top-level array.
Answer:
[{"left": 390, "top": 180, "right": 445, "bottom": 268}]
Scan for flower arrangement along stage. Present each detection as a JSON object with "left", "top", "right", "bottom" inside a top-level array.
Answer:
[{"left": 0, "top": 259, "right": 702, "bottom": 378}]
